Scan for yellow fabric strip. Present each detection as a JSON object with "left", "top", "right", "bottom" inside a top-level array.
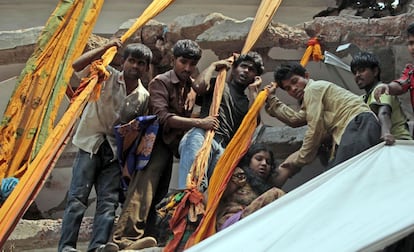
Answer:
[
  {"left": 0, "top": 0, "right": 98, "bottom": 180},
  {"left": 187, "top": 56, "right": 233, "bottom": 189},
  {"left": 0, "top": 0, "right": 103, "bottom": 245},
  {"left": 0, "top": 75, "right": 99, "bottom": 246},
  {"left": 241, "top": 0, "right": 282, "bottom": 54},
  {"left": 300, "top": 45, "right": 314, "bottom": 67},
  {"left": 101, "top": 0, "right": 176, "bottom": 69}
]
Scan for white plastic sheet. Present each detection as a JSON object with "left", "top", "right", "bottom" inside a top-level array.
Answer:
[{"left": 187, "top": 140, "right": 414, "bottom": 252}]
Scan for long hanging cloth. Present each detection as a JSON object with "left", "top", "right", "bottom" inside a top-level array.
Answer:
[
  {"left": 0, "top": 0, "right": 103, "bottom": 246},
  {"left": 0, "top": 0, "right": 102, "bottom": 181},
  {"left": 186, "top": 90, "right": 269, "bottom": 247},
  {"left": 164, "top": 1, "right": 283, "bottom": 251},
  {"left": 0, "top": 0, "right": 175, "bottom": 246}
]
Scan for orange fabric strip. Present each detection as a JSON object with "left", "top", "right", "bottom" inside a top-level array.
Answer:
[{"left": 185, "top": 90, "right": 269, "bottom": 247}]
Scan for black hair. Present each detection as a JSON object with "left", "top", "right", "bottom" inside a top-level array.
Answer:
[
  {"left": 123, "top": 43, "right": 153, "bottom": 65},
  {"left": 273, "top": 62, "right": 307, "bottom": 90},
  {"left": 350, "top": 51, "right": 381, "bottom": 81},
  {"left": 237, "top": 143, "right": 276, "bottom": 195},
  {"left": 172, "top": 39, "right": 202, "bottom": 61},
  {"left": 233, "top": 51, "right": 264, "bottom": 75},
  {"left": 238, "top": 143, "right": 276, "bottom": 172},
  {"left": 407, "top": 22, "right": 414, "bottom": 36}
]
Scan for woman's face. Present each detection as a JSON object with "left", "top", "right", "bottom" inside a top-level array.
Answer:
[{"left": 249, "top": 150, "right": 272, "bottom": 179}]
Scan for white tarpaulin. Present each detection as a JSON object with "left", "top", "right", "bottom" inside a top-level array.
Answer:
[{"left": 187, "top": 140, "right": 414, "bottom": 252}]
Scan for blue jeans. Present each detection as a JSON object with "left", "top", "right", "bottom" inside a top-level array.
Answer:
[
  {"left": 58, "top": 141, "right": 120, "bottom": 252},
  {"left": 178, "top": 128, "right": 225, "bottom": 189}
]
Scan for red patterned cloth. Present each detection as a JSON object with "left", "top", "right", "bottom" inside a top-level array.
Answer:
[{"left": 393, "top": 64, "right": 414, "bottom": 112}]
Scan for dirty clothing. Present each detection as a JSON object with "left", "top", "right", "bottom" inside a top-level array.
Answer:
[
  {"left": 178, "top": 79, "right": 250, "bottom": 189},
  {"left": 148, "top": 69, "right": 194, "bottom": 156},
  {"left": 393, "top": 64, "right": 414, "bottom": 112},
  {"left": 329, "top": 112, "right": 381, "bottom": 168},
  {"left": 72, "top": 66, "right": 149, "bottom": 157},
  {"left": 111, "top": 69, "right": 196, "bottom": 247},
  {"left": 58, "top": 66, "right": 149, "bottom": 252},
  {"left": 266, "top": 79, "right": 381, "bottom": 168},
  {"left": 112, "top": 135, "right": 173, "bottom": 249},
  {"left": 216, "top": 167, "right": 285, "bottom": 231},
  {"left": 364, "top": 82, "right": 412, "bottom": 140}
]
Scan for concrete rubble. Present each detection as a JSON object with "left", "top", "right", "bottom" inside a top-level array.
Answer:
[{"left": 2, "top": 12, "right": 414, "bottom": 80}]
